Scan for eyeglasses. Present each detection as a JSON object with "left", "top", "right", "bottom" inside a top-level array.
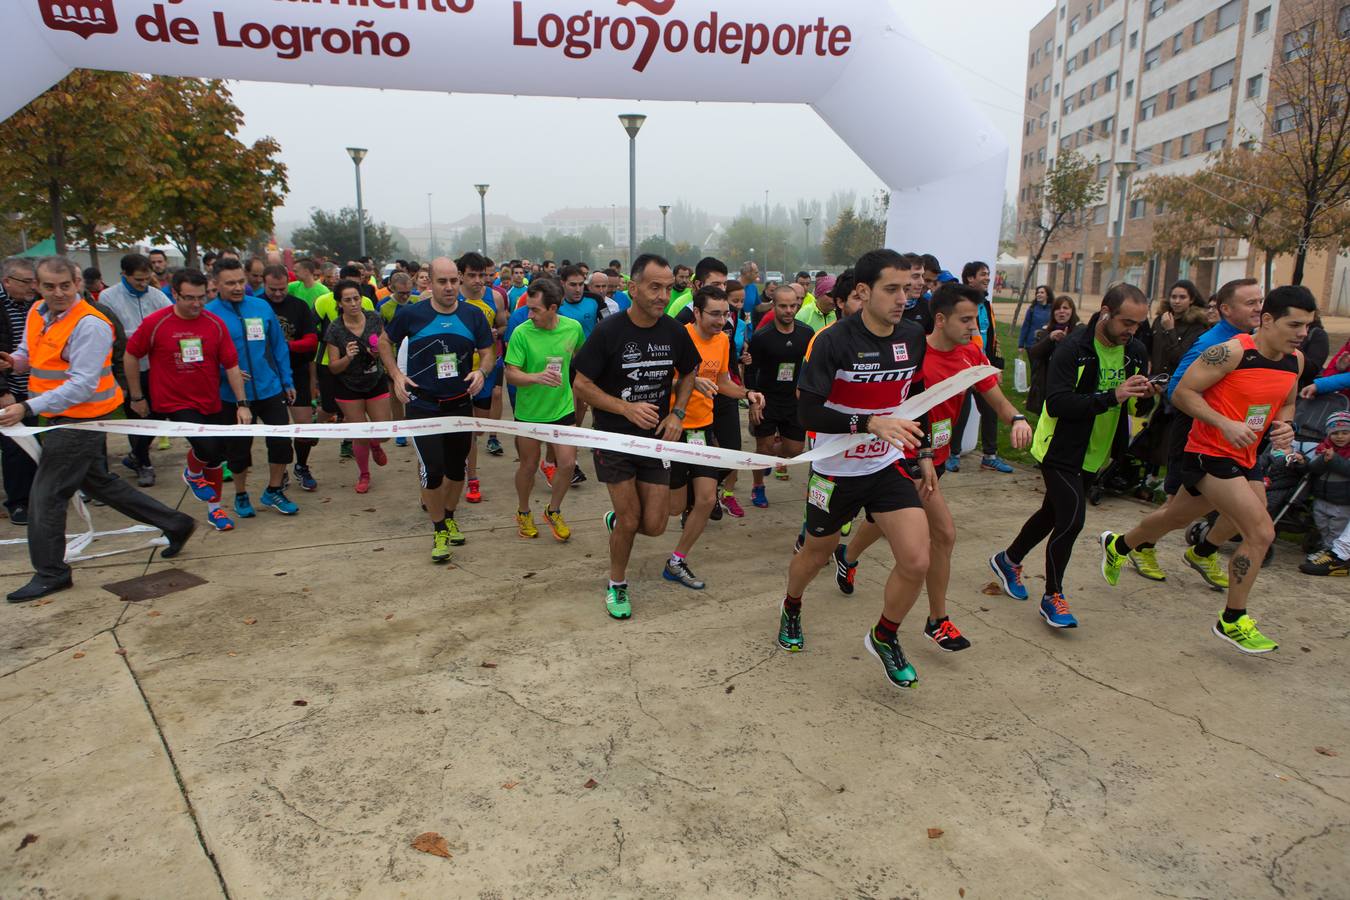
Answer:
[
  {"left": 699, "top": 309, "right": 729, "bottom": 319},
  {"left": 4, "top": 275, "right": 35, "bottom": 285}
]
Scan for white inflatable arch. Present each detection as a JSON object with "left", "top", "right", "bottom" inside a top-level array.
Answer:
[{"left": 1, "top": 0, "right": 1006, "bottom": 268}]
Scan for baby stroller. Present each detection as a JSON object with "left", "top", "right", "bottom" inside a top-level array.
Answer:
[
  {"left": 1185, "top": 391, "right": 1350, "bottom": 562},
  {"left": 1088, "top": 407, "right": 1167, "bottom": 506}
]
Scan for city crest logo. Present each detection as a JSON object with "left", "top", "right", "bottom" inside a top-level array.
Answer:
[{"left": 39, "top": 0, "right": 119, "bottom": 39}]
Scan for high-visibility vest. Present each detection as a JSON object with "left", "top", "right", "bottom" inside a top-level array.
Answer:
[{"left": 26, "top": 299, "right": 122, "bottom": 419}]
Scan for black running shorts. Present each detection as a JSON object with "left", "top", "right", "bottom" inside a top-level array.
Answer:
[{"left": 803, "top": 463, "right": 923, "bottom": 538}]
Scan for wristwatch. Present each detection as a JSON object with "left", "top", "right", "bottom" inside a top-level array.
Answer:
[
  {"left": 672, "top": 407, "right": 687, "bottom": 421},
  {"left": 1012, "top": 415, "right": 1027, "bottom": 424}
]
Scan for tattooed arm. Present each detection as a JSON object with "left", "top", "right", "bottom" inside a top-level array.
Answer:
[{"left": 1173, "top": 338, "right": 1259, "bottom": 448}]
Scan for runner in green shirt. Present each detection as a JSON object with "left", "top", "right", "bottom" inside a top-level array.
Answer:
[
  {"left": 503, "top": 278, "right": 584, "bottom": 543},
  {"left": 287, "top": 258, "right": 332, "bottom": 309}
]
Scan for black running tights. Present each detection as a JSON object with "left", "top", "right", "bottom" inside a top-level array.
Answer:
[{"left": 1006, "top": 465, "right": 1092, "bottom": 596}]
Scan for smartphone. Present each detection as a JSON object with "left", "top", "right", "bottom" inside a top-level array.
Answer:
[{"left": 1148, "top": 373, "right": 1171, "bottom": 387}]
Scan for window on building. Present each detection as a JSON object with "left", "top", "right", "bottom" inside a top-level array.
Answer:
[
  {"left": 1097, "top": 161, "right": 1112, "bottom": 180},
  {"left": 1135, "top": 149, "right": 1151, "bottom": 170},
  {"left": 1054, "top": 83, "right": 1061, "bottom": 97},
  {"left": 1089, "top": 82, "right": 1098, "bottom": 100},
  {"left": 1173, "top": 32, "right": 1184, "bottom": 54},
  {"left": 1070, "top": 15, "right": 1080, "bottom": 34},
  {"left": 1108, "top": 22, "right": 1124, "bottom": 46},
  {"left": 1060, "top": 4, "right": 1066, "bottom": 18},
  {"left": 1130, "top": 198, "right": 1147, "bottom": 218},
  {"left": 1125, "top": 79, "right": 1134, "bottom": 98},
  {"left": 1180, "top": 133, "right": 1192, "bottom": 156},
  {"left": 1043, "top": 74, "right": 1051, "bottom": 92},
  {"left": 1052, "top": 120, "right": 1058, "bottom": 133},
  {"left": 1025, "top": 120, "right": 1034, "bottom": 136},
  {"left": 1186, "top": 75, "right": 1199, "bottom": 100},
  {"left": 1106, "top": 70, "right": 1118, "bottom": 91},
  {"left": 1057, "top": 43, "right": 1063, "bottom": 57},
  {"left": 1254, "top": 6, "right": 1271, "bottom": 33},
  {"left": 1149, "top": 0, "right": 1166, "bottom": 19},
  {"left": 1217, "top": 0, "right": 1241, "bottom": 30},
  {"left": 1129, "top": 30, "right": 1139, "bottom": 49},
  {"left": 1120, "top": 126, "right": 1130, "bottom": 145},
  {"left": 1040, "top": 111, "right": 1049, "bottom": 128},
  {"left": 1283, "top": 23, "right": 1315, "bottom": 60},
  {"left": 1067, "top": 56, "right": 1078, "bottom": 74},
  {"left": 1061, "top": 135, "right": 1072, "bottom": 150},
  {"left": 1046, "top": 38, "right": 1054, "bottom": 54},
  {"left": 1193, "top": 18, "right": 1206, "bottom": 42},
  {"left": 1094, "top": 35, "right": 1102, "bottom": 55},
  {"left": 1064, "top": 98, "right": 1074, "bottom": 114},
  {"left": 1140, "top": 95, "right": 1158, "bottom": 120},
  {"left": 1247, "top": 73, "right": 1264, "bottom": 98},
  {"left": 1094, "top": 205, "right": 1108, "bottom": 225},
  {"left": 1144, "top": 45, "right": 1162, "bottom": 69},
  {"left": 1102, "top": 115, "right": 1115, "bottom": 135},
  {"left": 1210, "top": 59, "right": 1236, "bottom": 90},
  {"left": 1339, "top": 4, "right": 1349, "bottom": 37},
  {"left": 1167, "top": 86, "right": 1178, "bottom": 110},
  {"left": 1273, "top": 103, "right": 1296, "bottom": 133},
  {"left": 1204, "top": 122, "right": 1227, "bottom": 151},
  {"left": 1038, "top": 147, "right": 1048, "bottom": 162},
  {"left": 1079, "top": 88, "right": 1087, "bottom": 104},
  {"left": 1158, "top": 141, "right": 1172, "bottom": 163}
]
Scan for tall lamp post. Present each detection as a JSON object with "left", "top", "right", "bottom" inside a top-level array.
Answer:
[
  {"left": 1107, "top": 158, "right": 1137, "bottom": 286},
  {"left": 803, "top": 216, "right": 813, "bottom": 270},
  {"left": 426, "top": 193, "right": 435, "bottom": 257},
  {"left": 660, "top": 205, "right": 671, "bottom": 246},
  {"left": 346, "top": 147, "right": 368, "bottom": 258},
  {"left": 474, "top": 184, "right": 490, "bottom": 255},
  {"left": 618, "top": 113, "right": 647, "bottom": 268}
]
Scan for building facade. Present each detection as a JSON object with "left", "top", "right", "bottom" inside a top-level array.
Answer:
[{"left": 1017, "top": 0, "right": 1349, "bottom": 312}]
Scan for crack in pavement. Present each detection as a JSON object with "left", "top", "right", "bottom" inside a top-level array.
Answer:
[
  {"left": 627, "top": 656, "right": 663, "bottom": 728},
  {"left": 1003, "top": 693, "right": 1092, "bottom": 762},
  {"left": 1022, "top": 749, "right": 1065, "bottom": 829},
  {"left": 611, "top": 817, "right": 625, "bottom": 870},
  {"left": 261, "top": 776, "right": 374, "bottom": 838},
  {"left": 863, "top": 696, "right": 986, "bottom": 742},
  {"left": 633, "top": 759, "right": 715, "bottom": 793},
  {"left": 779, "top": 751, "right": 839, "bottom": 794},
  {"left": 769, "top": 846, "right": 840, "bottom": 891},
  {"left": 447, "top": 675, "right": 588, "bottom": 727},
  {"left": 1, "top": 625, "right": 118, "bottom": 680},
  {"left": 968, "top": 610, "right": 1350, "bottom": 807},
  {"left": 213, "top": 707, "right": 324, "bottom": 748},
  {"left": 708, "top": 649, "right": 778, "bottom": 688},
  {"left": 1265, "top": 821, "right": 1347, "bottom": 897}
]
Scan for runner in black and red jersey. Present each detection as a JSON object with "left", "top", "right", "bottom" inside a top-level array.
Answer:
[
  {"left": 776, "top": 249, "right": 933, "bottom": 690},
  {"left": 1100, "top": 285, "right": 1313, "bottom": 654},
  {"left": 834, "top": 283, "right": 1032, "bottom": 652}
]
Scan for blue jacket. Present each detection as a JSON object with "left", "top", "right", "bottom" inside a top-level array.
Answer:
[
  {"left": 206, "top": 296, "right": 293, "bottom": 402},
  {"left": 1019, "top": 302, "right": 1052, "bottom": 350},
  {"left": 1167, "top": 320, "right": 1242, "bottom": 401},
  {"left": 1314, "top": 371, "right": 1350, "bottom": 395}
]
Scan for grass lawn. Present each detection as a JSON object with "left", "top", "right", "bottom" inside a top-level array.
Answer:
[{"left": 987, "top": 321, "right": 1039, "bottom": 467}]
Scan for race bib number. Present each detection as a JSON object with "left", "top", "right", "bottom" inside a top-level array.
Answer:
[
  {"left": 244, "top": 318, "right": 265, "bottom": 342},
  {"left": 686, "top": 430, "right": 707, "bottom": 447},
  {"left": 1245, "top": 405, "right": 1272, "bottom": 431},
  {"left": 179, "top": 338, "right": 204, "bottom": 364},
  {"left": 777, "top": 362, "right": 796, "bottom": 382},
  {"left": 546, "top": 356, "right": 564, "bottom": 378},
  {"left": 932, "top": 418, "right": 952, "bottom": 449},
  {"left": 807, "top": 474, "right": 835, "bottom": 512},
  {"left": 436, "top": 354, "right": 458, "bottom": 380}
]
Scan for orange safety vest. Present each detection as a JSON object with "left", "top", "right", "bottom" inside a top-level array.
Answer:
[{"left": 26, "top": 299, "right": 122, "bottom": 419}]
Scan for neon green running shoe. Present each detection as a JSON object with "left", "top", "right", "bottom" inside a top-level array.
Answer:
[
  {"left": 606, "top": 584, "right": 632, "bottom": 620},
  {"left": 863, "top": 628, "right": 918, "bottom": 689},
  {"left": 445, "top": 518, "right": 466, "bottom": 546},
  {"left": 777, "top": 601, "right": 804, "bottom": 652},
  {"left": 1129, "top": 547, "right": 1167, "bottom": 582},
  {"left": 1212, "top": 614, "right": 1278, "bottom": 654},
  {"left": 1100, "top": 531, "right": 1126, "bottom": 586},
  {"left": 431, "top": 529, "right": 452, "bottom": 564},
  {"left": 1185, "top": 547, "right": 1227, "bottom": 591}
]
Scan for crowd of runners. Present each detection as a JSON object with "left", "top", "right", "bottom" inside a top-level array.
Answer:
[{"left": 0, "top": 244, "right": 1342, "bottom": 689}]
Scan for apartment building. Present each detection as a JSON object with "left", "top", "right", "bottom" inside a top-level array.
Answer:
[{"left": 1016, "top": 0, "right": 1349, "bottom": 311}]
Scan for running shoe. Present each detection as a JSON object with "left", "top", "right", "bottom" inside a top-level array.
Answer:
[
  {"left": 157, "top": 436, "right": 172, "bottom": 451},
  {"left": 137, "top": 465, "right": 156, "bottom": 488},
  {"left": 606, "top": 584, "right": 632, "bottom": 620},
  {"left": 182, "top": 468, "right": 217, "bottom": 503},
  {"left": 834, "top": 544, "right": 857, "bottom": 595},
  {"left": 340, "top": 440, "right": 353, "bottom": 459},
  {"left": 355, "top": 473, "right": 371, "bottom": 494},
  {"left": 571, "top": 467, "right": 588, "bottom": 486},
  {"left": 1300, "top": 553, "right": 1350, "bottom": 576},
  {"left": 445, "top": 518, "right": 466, "bottom": 546},
  {"left": 541, "top": 462, "right": 557, "bottom": 486},
  {"left": 604, "top": 510, "right": 616, "bottom": 533},
  {"left": 294, "top": 464, "right": 318, "bottom": 492},
  {"left": 777, "top": 601, "right": 804, "bottom": 652},
  {"left": 371, "top": 443, "right": 388, "bottom": 467},
  {"left": 395, "top": 437, "right": 408, "bottom": 448},
  {"left": 774, "top": 464, "right": 790, "bottom": 481},
  {"left": 233, "top": 493, "right": 256, "bottom": 519},
  {"left": 206, "top": 508, "right": 235, "bottom": 532},
  {"left": 543, "top": 508, "right": 571, "bottom": 542},
  {"left": 260, "top": 487, "right": 299, "bottom": 515},
  {"left": 864, "top": 628, "right": 918, "bottom": 688},
  {"left": 751, "top": 485, "right": 769, "bottom": 509},
  {"left": 121, "top": 454, "right": 139, "bottom": 474},
  {"left": 720, "top": 491, "right": 745, "bottom": 518},
  {"left": 516, "top": 512, "right": 539, "bottom": 539},
  {"left": 924, "top": 617, "right": 971, "bottom": 652},
  {"left": 1184, "top": 547, "right": 1228, "bottom": 591},
  {"left": 981, "top": 455, "right": 1014, "bottom": 474},
  {"left": 1212, "top": 614, "right": 1278, "bottom": 654},
  {"left": 431, "top": 528, "right": 452, "bottom": 564},
  {"left": 710, "top": 497, "right": 723, "bottom": 521},
  {"left": 466, "top": 478, "right": 483, "bottom": 503},
  {"left": 1129, "top": 547, "right": 1167, "bottom": 581},
  {"left": 663, "top": 557, "right": 705, "bottom": 590},
  {"left": 989, "top": 551, "right": 1028, "bottom": 601},
  {"left": 945, "top": 457, "right": 960, "bottom": 473},
  {"left": 486, "top": 436, "right": 504, "bottom": 456},
  {"left": 1038, "top": 593, "right": 1078, "bottom": 629},
  {"left": 1099, "top": 531, "right": 1126, "bottom": 586}
]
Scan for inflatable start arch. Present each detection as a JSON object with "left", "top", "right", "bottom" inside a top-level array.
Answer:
[{"left": 0, "top": 0, "right": 1007, "bottom": 268}]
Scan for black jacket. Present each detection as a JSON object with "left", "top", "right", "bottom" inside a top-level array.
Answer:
[{"left": 1033, "top": 315, "right": 1149, "bottom": 472}]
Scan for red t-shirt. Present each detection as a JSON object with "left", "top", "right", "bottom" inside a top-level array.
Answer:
[
  {"left": 921, "top": 341, "right": 1000, "bottom": 466},
  {"left": 126, "top": 307, "right": 239, "bottom": 415}
]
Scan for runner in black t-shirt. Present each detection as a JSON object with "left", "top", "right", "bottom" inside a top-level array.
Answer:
[
  {"left": 746, "top": 284, "right": 814, "bottom": 508},
  {"left": 262, "top": 264, "right": 321, "bottom": 491},
  {"left": 573, "top": 254, "right": 699, "bottom": 621}
]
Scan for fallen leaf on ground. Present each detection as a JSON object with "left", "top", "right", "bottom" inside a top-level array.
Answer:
[
  {"left": 927, "top": 827, "right": 944, "bottom": 839},
  {"left": 725, "top": 685, "right": 735, "bottom": 694},
  {"left": 293, "top": 700, "right": 308, "bottom": 707},
  {"left": 411, "top": 832, "right": 452, "bottom": 859},
  {"left": 480, "top": 661, "right": 498, "bottom": 669},
  {"left": 413, "top": 708, "right": 427, "bottom": 715},
  {"left": 583, "top": 778, "right": 599, "bottom": 789},
  {"left": 243, "top": 618, "right": 257, "bottom": 625},
  {"left": 72, "top": 652, "right": 85, "bottom": 659},
  {"left": 523, "top": 572, "right": 536, "bottom": 579},
  {"left": 302, "top": 587, "right": 311, "bottom": 592},
  {"left": 1301, "top": 646, "right": 1312, "bottom": 653},
  {"left": 960, "top": 889, "right": 966, "bottom": 898},
  {"left": 273, "top": 572, "right": 287, "bottom": 577},
  {"left": 1315, "top": 746, "right": 1339, "bottom": 757},
  {"left": 114, "top": 648, "right": 127, "bottom": 656},
  {"left": 385, "top": 614, "right": 394, "bottom": 620},
  {"left": 373, "top": 547, "right": 384, "bottom": 552},
  {"left": 980, "top": 582, "right": 1002, "bottom": 596},
  {"left": 979, "top": 606, "right": 991, "bottom": 612},
  {"left": 17, "top": 833, "right": 37, "bottom": 851},
  {"left": 502, "top": 781, "right": 520, "bottom": 789},
  {"left": 147, "top": 610, "right": 162, "bottom": 617},
  {"left": 36, "top": 599, "right": 52, "bottom": 606},
  {"left": 364, "top": 508, "right": 376, "bottom": 513},
  {"left": 227, "top": 652, "right": 238, "bottom": 658}
]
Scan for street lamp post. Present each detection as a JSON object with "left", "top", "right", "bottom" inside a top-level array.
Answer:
[
  {"left": 803, "top": 216, "right": 813, "bottom": 269},
  {"left": 1107, "top": 159, "right": 1137, "bottom": 286},
  {"left": 346, "top": 147, "right": 368, "bottom": 258},
  {"left": 619, "top": 114, "right": 647, "bottom": 268},
  {"left": 764, "top": 190, "right": 770, "bottom": 271},
  {"left": 474, "top": 184, "right": 490, "bottom": 255},
  {"left": 660, "top": 205, "right": 671, "bottom": 246},
  {"left": 426, "top": 193, "right": 435, "bottom": 257}
]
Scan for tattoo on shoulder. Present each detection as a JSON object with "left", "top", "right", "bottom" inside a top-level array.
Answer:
[{"left": 1201, "top": 344, "right": 1231, "bottom": 366}]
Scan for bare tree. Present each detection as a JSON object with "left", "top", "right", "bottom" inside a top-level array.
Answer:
[{"left": 1014, "top": 150, "right": 1105, "bottom": 325}]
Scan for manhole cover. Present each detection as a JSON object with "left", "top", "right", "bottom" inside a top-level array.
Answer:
[{"left": 102, "top": 569, "right": 208, "bottom": 602}]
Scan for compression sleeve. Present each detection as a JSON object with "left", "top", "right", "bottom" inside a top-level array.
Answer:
[{"left": 797, "top": 389, "right": 867, "bottom": 435}]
